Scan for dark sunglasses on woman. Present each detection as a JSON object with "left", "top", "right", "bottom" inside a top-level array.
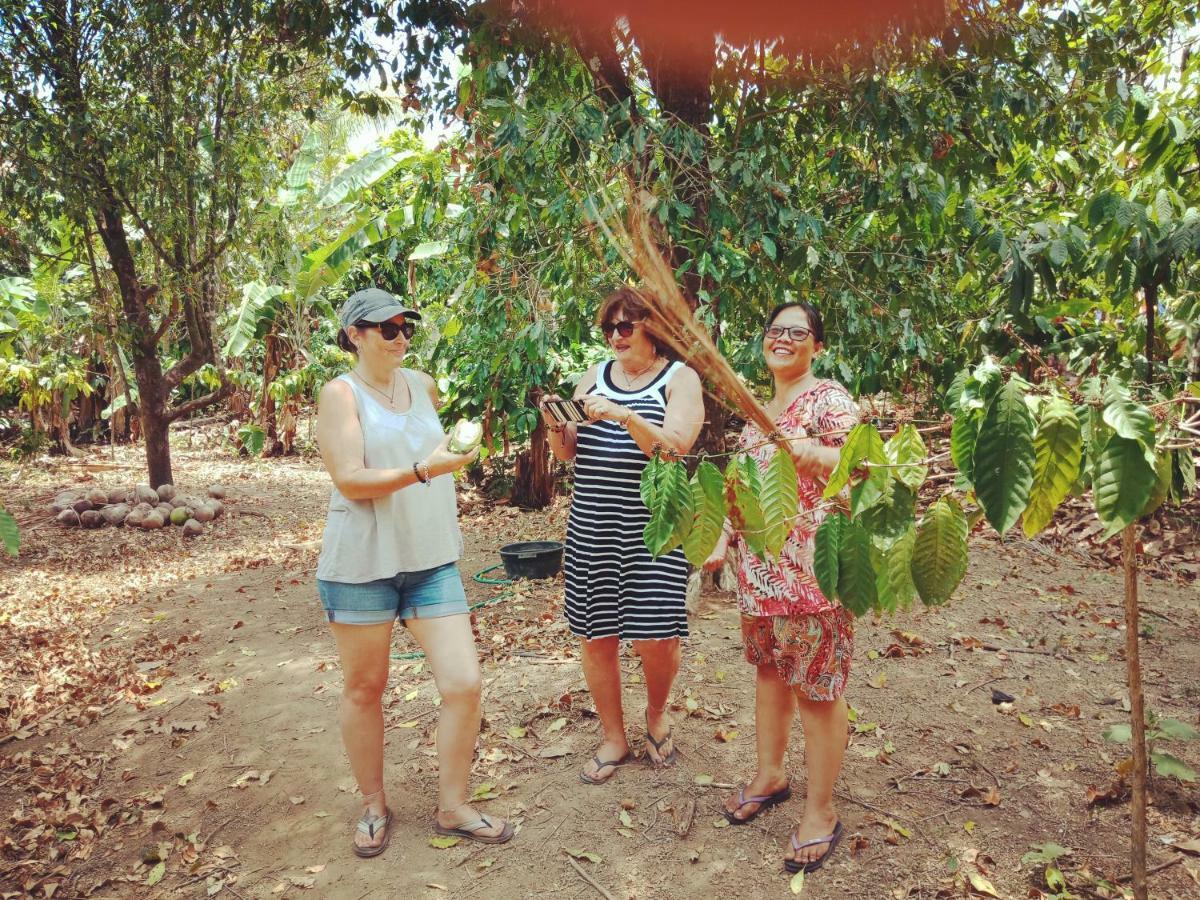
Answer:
[
  {"left": 764, "top": 324, "right": 812, "bottom": 342},
  {"left": 601, "top": 320, "right": 640, "bottom": 338},
  {"left": 357, "top": 319, "right": 416, "bottom": 341}
]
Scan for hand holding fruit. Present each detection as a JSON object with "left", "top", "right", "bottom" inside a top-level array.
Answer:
[{"left": 425, "top": 434, "right": 479, "bottom": 477}]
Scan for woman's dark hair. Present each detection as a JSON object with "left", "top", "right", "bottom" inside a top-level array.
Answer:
[
  {"left": 336, "top": 328, "right": 357, "bottom": 354},
  {"left": 597, "top": 286, "right": 674, "bottom": 359},
  {"left": 765, "top": 300, "right": 824, "bottom": 344}
]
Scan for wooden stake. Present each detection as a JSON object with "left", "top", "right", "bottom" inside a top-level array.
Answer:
[{"left": 1122, "top": 523, "right": 1148, "bottom": 900}]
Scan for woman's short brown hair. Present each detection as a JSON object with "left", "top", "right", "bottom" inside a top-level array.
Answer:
[{"left": 596, "top": 286, "right": 673, "bottom": 359}]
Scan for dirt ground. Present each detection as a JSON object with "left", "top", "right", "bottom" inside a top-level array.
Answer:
[{"left": 2, "top": 441, "right": 1199, "bottom": 899}]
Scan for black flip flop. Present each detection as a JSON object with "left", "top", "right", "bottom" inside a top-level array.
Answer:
[
  {"left": 722, "top": 784, "right": 792, "bottom": 825},
  {"left": 579, "top": 752, "right": 630, "bottom": 785},
  {"left": 433, "top": 814, "right": 515, "bottom": 845},
  {"left": 644, "top": 715, "right": 677, "bottom": 767},
  {"left": 352, "top": 806, "right": 392, "bottom": 859},
  {"left": 784, "top": 820, "right": 845, "bottom": 874}
]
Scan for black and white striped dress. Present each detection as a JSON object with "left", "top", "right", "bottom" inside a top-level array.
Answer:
[{"left": 563, "top": 360, "right": 689, "bottom": 640}]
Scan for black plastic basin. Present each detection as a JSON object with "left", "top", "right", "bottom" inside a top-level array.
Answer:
[{"left": 498, "top": 541, "right": 564, "bottom": 580}]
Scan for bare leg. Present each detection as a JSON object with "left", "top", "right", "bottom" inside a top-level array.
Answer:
[
  {"left": 406, "top": 614, "right": 507, "bottom": 838},
  {"left": 579, "top": 636, "right": 628, "bottom": 781},
  {"left": 330, "top": 621, "right": 394, "bottom": 850},
  {"left": 724, "top": 662, "right": 795, "bottom": 820},
  {"left": 784, "top": 694, "right": 847, "bottom": 868},
  {"left": 633, "top": 638, "right": 680, "bottom": 763}
]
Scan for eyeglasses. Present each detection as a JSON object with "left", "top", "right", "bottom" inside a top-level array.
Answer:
[
  {"left": 357, "top": 319, "right": 416, "bottom": 341},
  {"left": 601, "top": 320, "right": 640, "bottom": 338},
  {"left": 764, "top": 325, "right": 813, "bottom": 342}
]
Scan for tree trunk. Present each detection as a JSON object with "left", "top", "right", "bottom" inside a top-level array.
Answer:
[
  {"left": 1122, "top": 523, "right": 1148, "bottom": 900},
  {"left": 512, "top": 408, "right": 554, "bottom": 509},
  {"left": 1144, "top": 281, "right": 1156, "bottom": 388},
  {"left": 258, "top": 329, "right": 283, "bottom": 456}
]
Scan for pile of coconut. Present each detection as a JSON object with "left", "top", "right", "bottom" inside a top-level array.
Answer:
[{"left": 51, "top": 483, "right": 227, "bottom": 537}]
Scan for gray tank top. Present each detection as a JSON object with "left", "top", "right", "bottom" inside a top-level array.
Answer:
[{"left": 316, "top": 370, "right": 463, "bottom": 582}]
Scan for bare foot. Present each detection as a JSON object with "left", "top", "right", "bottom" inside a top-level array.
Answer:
[
  {"left": 784, "top": 808, "right": 841, "bottom": 870},
  {"left": 644, "top": 707, "right": 675, "bottom": 766},
  {"left": 580, "top": 736, "right": 630, "bottom": 783},
  {"left": 722, "top": 772, "right": 790, "bottom": 822},
  {"left": 436, "top": 803, "right": 509, "bottom": 839}
]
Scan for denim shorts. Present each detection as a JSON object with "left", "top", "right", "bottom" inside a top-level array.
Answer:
[{"left": 318, "top": 562, "right": 469, "bottom": 625}]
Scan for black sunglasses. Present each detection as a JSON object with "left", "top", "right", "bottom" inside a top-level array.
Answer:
[
  {"left": 356, "top": 319, "right": 416, "bottom": 341},
  {"left": 601, "top": 320, "right": 640, "bottom": 339}
]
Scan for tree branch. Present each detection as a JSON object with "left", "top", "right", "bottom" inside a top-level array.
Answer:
[{"left": 166, "top": 381, "right": 233, "bottom": 423}]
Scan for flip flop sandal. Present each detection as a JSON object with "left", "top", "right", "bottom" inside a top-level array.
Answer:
[
  {"left": 722, "top": 784, "right": 792, "bottom": 825},
  {"left": 784, "top": 820, "right": 845, "bottom": 874},
  {"left": 644, "top": 715, "right": 677, "bottom": 767},
  {"left": 433, "top": 814, "right": 515, "bottom": 845},
  {"left": 352, "top": 806, "right": 392, "bottom": 859},
  {"left": 579, "top": 752, "right": 630, "bottom": 785}
]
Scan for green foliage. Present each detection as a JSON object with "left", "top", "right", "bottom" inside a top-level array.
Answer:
[
  {"left": 973, "top": 378, "right": 1036, "bottom": 535},
  {"left": 812, "top": 512, "right": 845, "bottom": 602},
  {"left": 1103, "top": 712, "right": 1199, "bottom": 782},
  {"left": 835, "top": 519, "right": 878, "bottom": 617},
  {"left": 911, "top": 496, "right": 969, "bottom": 607},
  {"left": 1022, "top": 397, "right": 1083, "bottom": 537},
  {"left": 0, "top": 506, "right": 18, "bottom": 557},
  {"left": 1093, "top": 437, "right": 1158, "bottom": 537},
  {"left": 640, "top": 455, "right": 693, "bottom": 559},
  {"left": 727, "top": 456, "right": 768, "bottom": 559},
  {"left": 682, "top": 461, "right": 727, "bottom": 566},
  {"left": 761, "top": 450, "right": 799, "bottom": 558}
]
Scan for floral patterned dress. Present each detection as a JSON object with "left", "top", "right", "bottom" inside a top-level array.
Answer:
[{"left": 731, "top": 380, "right": 860, "bottom": 699}]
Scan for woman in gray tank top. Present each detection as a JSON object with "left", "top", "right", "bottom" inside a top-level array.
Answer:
[{"left": 315, "top": 289, "right": 514, "bottom": 858}]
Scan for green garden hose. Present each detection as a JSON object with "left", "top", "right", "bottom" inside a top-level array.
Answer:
[{"left": 389, "top": 563, "right": 515, "bottom": 661}]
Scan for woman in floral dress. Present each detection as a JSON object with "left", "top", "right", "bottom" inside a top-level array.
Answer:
[{"left": 705, "top": 301, "right": 859, "bottom": 875}]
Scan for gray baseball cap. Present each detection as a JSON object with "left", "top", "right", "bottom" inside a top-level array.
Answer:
[{"left": 337, "top": 288, "right": 421, "bottom": 328}]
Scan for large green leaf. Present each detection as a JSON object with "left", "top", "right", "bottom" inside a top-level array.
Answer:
[
  {"left": 842, "top": 425, "right": 890, "bottom": 515},
  {"left": 640, "top": 454, "right": 668, "bottom": 508},
  {"left": 408, "top": 240, "right": 451, "bottom": 261},
  {"left": 1139, "top": 449, "right": 1173, "bottom": 519},
  {"left": 871, "top": 526, "right": 916, "bottom": 613},
  {"left": 950, "top": 408, "right": 981, "bottom": 485},
  {"left": 1093, "top": 436, "right": 1158, "bottom": 537},
  {"left": 836, "top": 519, "right": 877, "bottom": 617},
  {"left": 317, "top": 148, "right": 413, "bottom": 207},
  {"left": 0, "top": 506, "right": 18, "bottom": 557},
  {"left": 761, "top": 449, "right": 799, "bottom": 557},
  {"left": 682, "top": 461, "right": 726, "bottom": 566},
  {"left": 224, "top": 281, "right": 283, "bottom": 358},
  {"left": 285, "top": 128, "right": 323, "bottom": 190},
  {"left": 887, "top": 527, "right": 918, "bottom": 611},
  {"left": 884, "top": 424, "right": 928, "bottom": 490},
  {"left": 858, "top": 482, "right": 915, "bottom": 546},
  {"left": 296, "top": 210, "right": 405, "bottom": 300},
  {"left": 824, "top": 423, "right": 873, "bottom": 497},
  {"left": 972, "top": 379, "right": 1035, "bottom": 535},
  {"left": 643, "top": 460, "right": 692, "bottom": 558},
  {"left": 812, "top": 512, "right": 846, "bottom": 602},
  {"left": 1151, "top": 751, "right": 1197, "bottom": 783},
  {"left": 912, "top": 496, "right": 969, "bottom": 606},
  {"left": 729, "top": 458, "right": 767, "bottom": 558},
  {"left": 1101, "top": 379, "right": 1155, "bottom": 452},
  {"left": 1022, "top": 396, "right": 1082, "bottom": 537}
]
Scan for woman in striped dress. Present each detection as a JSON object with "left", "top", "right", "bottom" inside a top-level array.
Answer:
[{"left": 543, "top": 287, "right": 704, "bottom": 784}]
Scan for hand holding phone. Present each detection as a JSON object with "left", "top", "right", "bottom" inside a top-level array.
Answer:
[{"left": 541, "top": 397, "right": 589, "bottom": 425}]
